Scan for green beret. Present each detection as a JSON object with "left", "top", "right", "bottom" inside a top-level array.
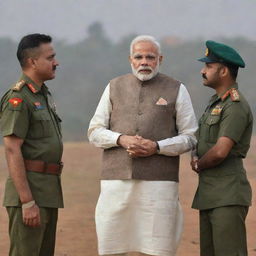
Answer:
[{"left": 198, "top": 40, "right": 245, "bottom": 68}]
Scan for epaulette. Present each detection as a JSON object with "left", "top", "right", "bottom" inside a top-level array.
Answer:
[
  {"left": 12, "top": 80, "right": 39, "bottom": 94},
  {"left": 230, "top": 88, "right": 240, "bottom": 102},
  {"left": 221, "top": 88, "right": 240, "bottom": 102},
  {"left": 12, "top": 80, "right": 26, "bottom": 91}
]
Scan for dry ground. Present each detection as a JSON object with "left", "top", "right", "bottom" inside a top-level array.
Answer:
[{"left": 0, "top": 139, "right": 255, "bottom": 256}]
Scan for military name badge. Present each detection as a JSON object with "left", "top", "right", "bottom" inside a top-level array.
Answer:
[
  {"left": 34, "top": 102, "right": 44, "bottom": 110},
  {"left": 8, "top": 97, "right": 23, "bottom": 110},
  {"left": 211, "top": 105, "right": 222, "bottom": 115}
]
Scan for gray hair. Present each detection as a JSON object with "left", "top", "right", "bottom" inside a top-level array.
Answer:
[{"left": 130, "top": 35, "right": 161, "bottom": 55}]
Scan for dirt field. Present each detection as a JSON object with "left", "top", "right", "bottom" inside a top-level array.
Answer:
[{"left": 0, "top": 139, "right": 256, "bottom": 256}]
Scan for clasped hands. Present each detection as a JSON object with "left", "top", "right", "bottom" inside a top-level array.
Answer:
[{"left": 118, "top": 135, "right": 157, "bottom": 157}]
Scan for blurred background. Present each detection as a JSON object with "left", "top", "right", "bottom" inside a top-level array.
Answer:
[
  {"left": 1, "top": 1, "right": 256, "bottom": 255},
  {"left": 0, "top": 0, "right": 255, "bottom": 141}
]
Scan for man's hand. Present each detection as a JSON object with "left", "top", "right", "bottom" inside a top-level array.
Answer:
[
  {"left": 196, "top": 136, "right": 235, "bottom": 170},
  {"left": 117, "top": 135, "right": 158, "bottom": 157},
  {"left": 191, "top": 156, "right": 199, "bottom": 173},
  {"left": 117, "top": 135, "right": 143, "bottom": 150},
  {"left": 127, "top": 137, "right": 158, "bottom": 157},
  {"left": 22, "top": 203, "right": 41, "bottom": 227}
]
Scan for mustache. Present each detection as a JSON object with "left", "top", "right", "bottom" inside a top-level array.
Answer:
[
  {"left": 202, "top": 73, "right": 207, "bottom": 79},
  {"left": 137, "top": 66, "right": 153, "bottom": 72}
]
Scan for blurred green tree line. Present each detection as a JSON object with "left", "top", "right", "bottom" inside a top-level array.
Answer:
[{"left": 0, "top": 22, "right": 255, "bottom": 141}]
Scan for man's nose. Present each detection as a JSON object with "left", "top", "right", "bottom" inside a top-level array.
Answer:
[
  {"left": 54, "top": 59, "right": 59, "bottom": 66},
  {"left": 141, "top": 57, "right": 149, "bottom": 66}
]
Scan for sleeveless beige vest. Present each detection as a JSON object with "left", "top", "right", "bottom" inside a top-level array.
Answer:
[{"left": 102, "top": 72, "right": 181, "bottom": 181}]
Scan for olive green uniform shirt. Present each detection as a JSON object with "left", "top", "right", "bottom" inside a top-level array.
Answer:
[
  {"left": 0, "top": 74, "right": 64, "bottom": 208},
  {"left": 192, "top": 84, "right": 253, "bottom": 210}
]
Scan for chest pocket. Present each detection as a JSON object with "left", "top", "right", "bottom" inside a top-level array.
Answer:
[
  {"left": 27, "top": 110, "right": 52, "bottom": 139},
  {"left": 204, "top": 115, "right": 221, "bottom": 143}
]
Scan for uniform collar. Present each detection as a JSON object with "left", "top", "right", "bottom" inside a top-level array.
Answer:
[
  {"left": 210, "top": 83, "right": 239, "bottom": 104},
  {"left": 220, "top": 83, "right": 239, "bottom": 102},
  {"left": 20, "top": 73, "right": 42, "bottom": 94}
]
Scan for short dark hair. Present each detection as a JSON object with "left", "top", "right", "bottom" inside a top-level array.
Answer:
[
  {"left": 17, "top": 33, "right": 52, "bottom": 67},
  {"left": 225, "top": 63, "right": 239, "bottom": 81}
]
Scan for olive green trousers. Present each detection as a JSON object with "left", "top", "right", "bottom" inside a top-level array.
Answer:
[
  {"left": 200, "top": 205, "right": 248, "bottom": 256},
  {"left": 7, "top": 207, "right": 58, "bottom": 256}
]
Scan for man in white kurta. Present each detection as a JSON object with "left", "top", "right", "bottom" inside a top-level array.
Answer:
[{"left": 88, "top": 35, "right": 197, "bottom": 256}]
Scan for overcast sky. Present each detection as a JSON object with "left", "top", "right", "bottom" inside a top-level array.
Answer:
[{"left": 0, "top": 0, "right": 256, "bottom": 43}]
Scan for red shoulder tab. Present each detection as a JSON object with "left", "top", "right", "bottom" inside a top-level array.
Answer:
[
  {"left": 221, "top": 89, "right": 231, "bottom": 101},
  {"left": 221, "top": 88, "right": 240, "bottom": 102},
  {"left": 26, "top": 83, "right": 38, "bottom": 93}
]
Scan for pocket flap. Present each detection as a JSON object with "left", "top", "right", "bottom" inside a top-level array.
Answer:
[
  {"left": 205, "top": 115, "right": 220, "bottom": 125},
  {"left": 32, "top": 110, "right": 51, "bottom": 121}
]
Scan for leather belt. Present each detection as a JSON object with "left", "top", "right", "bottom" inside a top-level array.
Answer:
[{"left": 24, "top": 160, "right": 63, "bottom": 175}]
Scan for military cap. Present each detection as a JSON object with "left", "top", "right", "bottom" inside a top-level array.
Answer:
[{"left": 198, "top": 40, "right": 245, "bottom": 68}]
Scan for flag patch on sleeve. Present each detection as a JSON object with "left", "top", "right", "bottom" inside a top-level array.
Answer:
[{"left": 9, "top": 98, "right": 23, "bottom": 107}]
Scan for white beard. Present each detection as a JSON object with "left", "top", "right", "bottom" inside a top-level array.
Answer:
[{"left": 131, "top": 61, "right": 160, "bottom": 81}]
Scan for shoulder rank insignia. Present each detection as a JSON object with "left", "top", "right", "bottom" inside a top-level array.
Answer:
[
  {"left": 211, "top": 105, "right": 222, "bottom": 115},
  {"left": 9, "top": 97, "right": 23, "bottom": 107},
  {"left": 221, "top": 88, "right": 240, "bottom": 102},
  {"left": 230, "top": 88, "right": 240, "bottom": 102},
  {"left": 12, "top": 80, "right": 25, "bottom": 91},
  {"left": 27, "top": 83, "right": 38, "bottom": 93}
]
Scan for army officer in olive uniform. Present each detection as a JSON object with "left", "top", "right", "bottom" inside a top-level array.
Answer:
[
  {"left": 191, "top": 40, "right": 253, "bottom": 256},
  {"left": 0, "top": 34, "right": 63, "bottom": 256}
]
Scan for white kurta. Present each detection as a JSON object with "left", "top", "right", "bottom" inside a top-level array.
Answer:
[{"left": 88, "top": 81, "right": 198, "bottom": 256}]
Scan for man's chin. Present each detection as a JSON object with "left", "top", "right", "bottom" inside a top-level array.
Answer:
[
  {"left": 202, "top": 82, "right": 213, "bottom": 88},
  {"left": 45, "top": 74, "right": 55, "bottom": 81},
  {"left": 131, "top": 64, "right": 159, "bottom": 81},
  {"left": 136, "top": 73, "right": 154, "bottom": 81}
]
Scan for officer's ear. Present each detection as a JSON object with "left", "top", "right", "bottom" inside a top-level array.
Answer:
[
  {"left": 27, "top": 58, "right": 35, "bottom": 69},
  {"left": 219, "top": 65, "right": 229, "bottom": 78},
  {"left": 222, "top": 66, "right": 229, "bottom": 77},
  {"left": 159, "top": 55, "right": 163, "bottom": 65}
]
